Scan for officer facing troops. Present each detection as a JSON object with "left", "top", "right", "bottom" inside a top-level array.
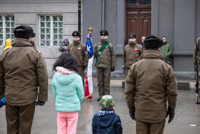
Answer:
[
  {"left": 125, "top": 35, "right": 177, "bottom": 134},
  {"left": 193, "top": 37, "right": 200, "bottom": 104},
  {"left": 123, "top": 33, "right": 143, "bottom": 77},
  {"left": 94, "top": 30, "right": 116, "bottom": 101},
  {"left": 67, "top": 31, "right": 88, "bottom": 80}
]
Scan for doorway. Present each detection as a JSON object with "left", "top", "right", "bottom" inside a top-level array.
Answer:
[{"left": 126, "top": 0, "right": 151, "bottom": 44}]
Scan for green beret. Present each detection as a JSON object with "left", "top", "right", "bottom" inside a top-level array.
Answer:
[
  {"left": 99, "top": 95, "right": 115, "bottom": 108},
  {"left": 72, "top": 31, "right": 81, "bottom": 37},
  {"left": 144, "top": 35, "right": 163, "bottom": 49},
  {"left": 128, "top": 33, "right": 137, "bottom": 38},
  {"left": 100, "top": 30, "right": 108, "bottom": 36}
]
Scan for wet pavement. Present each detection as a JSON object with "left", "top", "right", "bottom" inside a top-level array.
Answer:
[{"left": 0, "top": 83, "right": 200, "bottom": 134}]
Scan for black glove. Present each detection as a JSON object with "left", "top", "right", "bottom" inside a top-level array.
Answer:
[
  {"left": 166, "top": 106, "right": 175, "bottom": 123},
  {"left": 36, "top": 101, "right": 45, "bottom": 106},
  {"left": 195, "top": 64, "right": 198, "bottom": 72},
  {"left": 83, "top": 66, "right": 87, "bottom": 70},
  {"left": 88, "top": 54, "right": 92, "bottom": 59},
  {"left": 111, "top": 67, "right": 115, "bottom": 72},
  {"left": 129, "top": 107, "right": 135, "bottom": 120}
]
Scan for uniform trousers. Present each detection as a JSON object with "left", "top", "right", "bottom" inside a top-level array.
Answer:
[
  {"left": 78, "top": 66, "right": 84, "bottom": 79},
  {"left": 136, "top": 119, "right": 165, "bottom": 134},
  {"left": 57, "top": 111, "right": 78, "bottom": 134},
  {"left": 198, "top": 65, "right": 200, "bottom": 101},
  {"left": 6, "top": 102, "right": 35, "bottom": 134},
  {"left": 97, "top": 67, "right": 111, "bottom": 97}
]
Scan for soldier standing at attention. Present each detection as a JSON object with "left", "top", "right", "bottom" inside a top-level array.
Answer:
[
  {"left": 125, "top": 35, "right": 177, "bottom": 134},
  {"left": 94, "top": 30, "right": 116, "bottom": 101},
  {"left": 193, "top": 37, "right": 200, "bottom": 104},
  {"left": 0, "top": 25, "right": 48, "bottom": 134},
  {"left": 67, "top": 31, "right": 88, "bottom": 81},
  {"left": 123, "top": 33, "right": 143, "bottom": 77}
]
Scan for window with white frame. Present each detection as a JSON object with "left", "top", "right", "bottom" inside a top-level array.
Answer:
[
  {"left": 0, "top": 15, "right": 15, "bottom": 46},
  {"left": 39, "top": 15, "right": 63, "bottom": 46}
]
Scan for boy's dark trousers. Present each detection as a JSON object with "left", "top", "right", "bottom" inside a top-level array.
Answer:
[{"left": 6, "top": 102, "right": 35, "bottom": 134}]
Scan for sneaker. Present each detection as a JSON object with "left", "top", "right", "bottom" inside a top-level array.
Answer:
[{"left": 196, "top": 101, "right": 200, "bottom": 104}]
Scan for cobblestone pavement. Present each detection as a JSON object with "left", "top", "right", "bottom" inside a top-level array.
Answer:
[{"left": 0, "top": 84, "right": 200, "bottom": 134}]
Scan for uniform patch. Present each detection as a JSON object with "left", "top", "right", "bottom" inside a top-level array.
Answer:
[
  {"left": 114, "top": 48, "right": 115, "bottom": 52},
  {"left": 105, "top": 46, "right": 108, "bottom": 49},
  {"left": 134, "top": 49, "right": 138, "bottom": 51},
  {"left": 77, "top": 47, "right": 81, "bottom": 50},
  {"left": 98, "top": 46, "right": 101, "bottom": 48},
  {"left": 70, "top": 48, "right": 72, "bottom": 49}
]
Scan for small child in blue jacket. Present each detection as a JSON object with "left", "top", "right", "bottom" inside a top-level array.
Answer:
[
  {"left": 0, "top": 97, "right": 5, "bottom": 108},
  {"left": 92, "top": 95, "right": 123, "bottom": 134}
]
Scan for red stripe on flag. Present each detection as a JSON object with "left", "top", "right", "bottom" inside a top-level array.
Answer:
[{"left": 84, "top": 72, "right": 93, "bottom": 100}]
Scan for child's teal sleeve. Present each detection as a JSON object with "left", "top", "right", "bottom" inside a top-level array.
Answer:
[{"left": 1, "top": 97, "right": 5, "bottom": 104}]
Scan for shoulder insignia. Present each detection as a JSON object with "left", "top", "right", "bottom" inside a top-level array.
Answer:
[
  {"left": 165, "top": 60, "right": 171, "bottom": 65},
  {"left": 36, "top": 49, "right": 41, "bottom": 53}
]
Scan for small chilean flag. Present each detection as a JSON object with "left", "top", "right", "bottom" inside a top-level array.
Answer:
[
  {"left": 77, "top": 47, "right": 81, "bottom": 50},
  {"left": 134, "top": 48, "right": 138, "bottom": 51},
  {"left": 105, "top": 46, "right": 108, "bottom": 49}
]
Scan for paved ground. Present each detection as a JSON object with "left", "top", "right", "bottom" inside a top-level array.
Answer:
[{"left": 0, "top": 81, "right": 200, "bottom": 134}]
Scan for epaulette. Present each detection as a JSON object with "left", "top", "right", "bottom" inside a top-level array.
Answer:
[
  {"left": 165, "top": 60, "right": 171, "bottom": 65},
  {"left": 133, "top": 60, "right": 138, "bottom": 64},
  {"left": 36, "top": 49, "right": 41, "bottom": 53}
]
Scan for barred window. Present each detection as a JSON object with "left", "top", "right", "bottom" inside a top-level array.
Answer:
[
  {"left": 0, "top": 15, "right": 15, "bottom": 46},
  {"left": 39, "top": 15, "right": 63, "bottom": 46}
]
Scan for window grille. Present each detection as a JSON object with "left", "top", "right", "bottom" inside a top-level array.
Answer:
[
  {"left": 39, "top": 15, "right": 63, "bottom": 46},
  {"left": 0, "top": 15, "right": 15, "bottom": 46}
]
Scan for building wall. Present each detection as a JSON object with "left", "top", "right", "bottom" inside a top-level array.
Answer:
[
  {"left": 0, "top": 0, "right": 79, "bottom": 77},
  {"left": 152, "top": 0, "right": 198, "bottom": 79}
]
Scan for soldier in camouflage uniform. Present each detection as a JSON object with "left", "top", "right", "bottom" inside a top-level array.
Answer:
[{"left": 94, "top": 30, "right": 116, "bottom": 101}]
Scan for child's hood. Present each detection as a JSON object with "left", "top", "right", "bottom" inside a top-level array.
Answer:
[
  {"left": 54, "top": 71, "right": 77, "bottom": 85},
  {"left": 93, "top": 109, "right": 116, "bottom": 127}
]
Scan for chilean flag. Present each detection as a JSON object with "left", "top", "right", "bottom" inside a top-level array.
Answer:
[
  {"left": 77, "top": 47, "right": 81, "bottom": 50},
  {"left": 134, "top": 48, "right": 138, "bottom": 51},
  {"left": 84, "top": 33, "right": 94, "bottom": 101}
]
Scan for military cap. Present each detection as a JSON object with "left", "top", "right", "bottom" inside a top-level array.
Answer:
[
  {"left": 31, "top": 33, "right": 36, "bottom": 37},
  {"left": 144, "top": 35, "right": 163, "bottom": 49},
  {"left": 99, "top": 95, "right": 115, "bottom": 108},
  {"left": 100, "top": 30, "right": 109, "bottom": 36},
  {"left": 13, "top": 25, "right": 33, "bottom": 39},
  {"left": 128, "top": 33, "right": 137, "bottom": 38},
  {"left": 72, "top": 31, "right": 81, "bottom": 37}
]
